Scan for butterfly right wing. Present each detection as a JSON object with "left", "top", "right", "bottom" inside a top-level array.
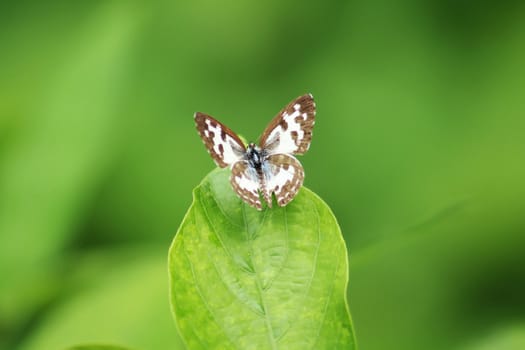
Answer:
[
  {"left": 262, "top": 154, "right": 304, "bottom": 207},
  {"left": 195, "top": 112, "right": 246, "bottom": 168},
  {"left": 259, "top": 94, "right": 316, "bottom": 156}
]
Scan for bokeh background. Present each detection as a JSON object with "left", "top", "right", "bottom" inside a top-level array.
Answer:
[{"left": 1, "top": 1, "right": 525, "bottom": 349}]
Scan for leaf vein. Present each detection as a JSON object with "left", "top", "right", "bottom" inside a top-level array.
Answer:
[
  {"left": 276, "top": 199, "right": 320, "bottom": 343},
  {"left": 207, "top": 250, "right": 265, "bottom": 317},
  {"left": 182, "top": 236, "right": 239, "bottom": 349},
  {"left": 242, "top": 202, "right": 278, "bottom": 350},
  {"left": 198, "top": 187, "right": 237, "bottom": 265},
  {"left": 205, "top": 179, "right": 243, "bottom": 228}
]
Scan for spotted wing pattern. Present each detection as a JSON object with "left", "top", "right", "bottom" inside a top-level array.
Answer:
[
  {"left": 230, "top": 161, "right": 262, "bottom": 209},
  {"left": 262, "top": 154, "right": 304, "bottom": 208},
  {"left": 195, "top": 112, "right": 246, "bottom": 168},
  {"left": 259, "top": 94, "right": 316, "bottom": 155},
  {"left": 195, "top": 94, "right": 315, "bottom": 210}
]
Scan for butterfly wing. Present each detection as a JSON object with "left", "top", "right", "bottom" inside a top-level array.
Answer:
[
  {"left": 195, "top": 112, "right": 246, "bottom": 168},
  {"left": 230, "top": 161, "right": 262, "bottom": 210},
  {"left": 196, "top": 95, "right": 313, "bottom": 210},
  {"left": 262, "top": 154, "right": 304, "bottom": 207},
  {"left": 259, "top": 94, "right": 316, "bottom": 155}
]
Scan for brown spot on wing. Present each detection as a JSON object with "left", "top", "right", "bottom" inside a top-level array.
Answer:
[
  {"left": 279, "top": 118, "right": 288, "bottom": 131},
  {"left": 291, "top": 131, "right": 299, "bottom": 144}
]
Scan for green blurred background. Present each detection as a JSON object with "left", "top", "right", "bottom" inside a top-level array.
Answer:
[{"left": 1, "top": 1, "right": 525, "bottom": 349}]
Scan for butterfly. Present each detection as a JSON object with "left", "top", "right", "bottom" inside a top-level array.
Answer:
[{"left": 194, "top": 94, "right": 316, "bottom": 210}]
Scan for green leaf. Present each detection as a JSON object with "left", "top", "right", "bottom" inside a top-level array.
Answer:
[
  {"left": 0, "top": 1, "right": 143, "bottom": 331},
  {"left": 66, "top": 345, "right": 133, "bottom": 350},
  {"left": 18, "top": 246, "right": 185, "bottom": 350},
  {"left": 461, "top": 323, "right": 525, "bottom": 350},
  {"left": 168, "top": 168, "right": 355, "bottom": 349}
]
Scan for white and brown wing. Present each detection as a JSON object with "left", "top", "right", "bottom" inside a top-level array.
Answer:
[
  {"left": 230, "top": 161, "right": 262, "bottom": 210},
  {"left": 262, "top": 154, "right": 304, "bottom": 207},
  {"left": 259, "top": 94, "right": 316, "bottom": 155},
  {"left": 195, "top": 112, "right": 246, "bottom": 168}
]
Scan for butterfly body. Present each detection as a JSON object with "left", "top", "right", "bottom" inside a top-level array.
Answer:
[
  {"left": 246, "top": 143, "right": 265, "bottom": 171},
  {"left": 195, "top": 94, "right": 316, "bottom": 210}
]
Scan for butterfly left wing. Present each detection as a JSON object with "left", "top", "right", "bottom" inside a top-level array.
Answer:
[
  {"left": 259, "top": 94, "right": 316, "bottom": 155},
  {"left": 262, "top": 154, "right": 304, "bottom": 207},
  {"left": 195, "top": 112, "right": 246, "bottom": 168},
  {"left": 230, "top": 161, "right": 262, "bottom": 210}
]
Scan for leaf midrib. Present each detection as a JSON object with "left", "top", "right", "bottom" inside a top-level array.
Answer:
[
  {"left": 241, "top": 201, "right": 279, "bottom": 350},
  {"left": 200, "top": 187, "right": 267, "bottom": 316},
  {"left": 197, "top": 185, "right": 279, "bottom": 348}
]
